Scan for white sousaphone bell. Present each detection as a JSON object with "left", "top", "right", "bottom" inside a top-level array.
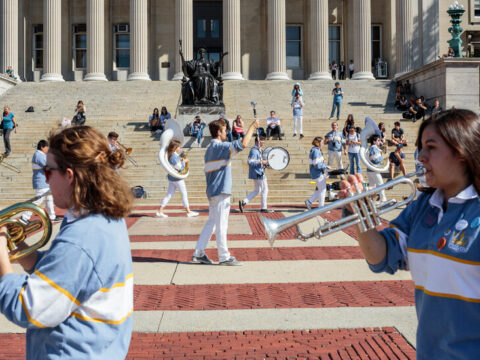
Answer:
[
  {"left": 158, "top": 119, "right": 189, "bottom": 179},
  {"left": 359, "top": 116, "right": 390, "bottom": 173}
]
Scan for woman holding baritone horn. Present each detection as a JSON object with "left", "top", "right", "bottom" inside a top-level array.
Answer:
[
  {"left": 339, "top": 109, "right": 480, "bottom": 359},
  {"left": 0, "top": 126, "right": 134, "bottom": 359}
]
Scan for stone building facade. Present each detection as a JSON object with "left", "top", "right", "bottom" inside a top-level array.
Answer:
[{"left": 0, "top": 0, "right": 479, "bottom": 82}]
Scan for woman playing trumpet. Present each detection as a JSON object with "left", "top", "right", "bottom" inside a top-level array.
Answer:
[
  {"left": 339, "top": 109, "right": 480, "bottom": 359},
  {"left": 156, "top": 140, "right": 198, "bottom": 218},
  {"left": 0, "top": 126, "right": 134, "bottom": 359}
]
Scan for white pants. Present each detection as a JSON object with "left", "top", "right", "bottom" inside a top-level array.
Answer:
[
  {"left": 194, "top": 194, "right": 231, "bottom": 262},
  {"left": 367, "top": 172, "right": 387, "bottom": 202},
  {"left": 22, "top": 188, "right": 55, "bottom": 221},
  {"left": 160, "top": 180, "right": 189, "bottom": 209},
  {"left": 293, "top": 115, "right": 303, "bottom": 135},
  {"left": 308, "top": 174, "right": 327, "bottom": 207},
  {"left": 244, "top": 178, "right": 268, "bottom": 209},
  {"left": 328, "top": 150, "right": 343, "bottom": 169}
]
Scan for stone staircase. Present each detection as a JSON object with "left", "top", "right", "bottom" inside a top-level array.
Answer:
[{"left": 0, "top": 80, "right": 421, "bottom": 207}]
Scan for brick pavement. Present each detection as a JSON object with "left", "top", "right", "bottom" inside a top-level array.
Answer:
[
  {"left": 0, "top": 328, "right": 415, "bottom": 360},
  {"left": 133, "top": 281, "right": 414, "bottom": 311}
]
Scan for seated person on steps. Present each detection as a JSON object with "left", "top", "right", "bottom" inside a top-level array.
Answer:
[
  {"left": 390, "top": 121, "right": 408, "bottom": 147},
  {"left": 266, "top": 110, "right": 282, "bottom": 140}
]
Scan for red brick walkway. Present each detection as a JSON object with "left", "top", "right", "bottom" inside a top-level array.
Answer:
[
  {"left": 132, "top": 246, "right": 364, "bottom": 262},
  {"left": 134, "top": 281, "right": 414, "bottom": 311},
  {"left": 0, "top": 328, "right": 415, "bottom": 359}
]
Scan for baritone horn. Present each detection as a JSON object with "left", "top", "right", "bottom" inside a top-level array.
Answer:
[
  {"left": 0, "top": 194, "right": 53, "bottom": 261},
  {"left": 261, "top": 169, "right": 425, "bottom": 246},
  {"left": 158, "top": 119, "right": 189, "bottom": 179}
]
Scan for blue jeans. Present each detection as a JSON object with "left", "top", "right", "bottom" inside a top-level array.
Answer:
[
  {"left": 330, "top": 101, "right": 342, "bottom": 119},
  {"left": 191, "top": 129, "right": 204, "bottom": 143},
  {"left": 348, "top": 152, "right": 361, "bottom": 174}
]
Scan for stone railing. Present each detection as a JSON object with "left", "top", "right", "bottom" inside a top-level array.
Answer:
[{"left": 395, "top": 58, "right": 480, "bottom": 113}]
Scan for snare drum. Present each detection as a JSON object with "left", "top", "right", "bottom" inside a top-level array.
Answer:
[{"left": 262, "top": 146, "right": 290, "bottom": 171}]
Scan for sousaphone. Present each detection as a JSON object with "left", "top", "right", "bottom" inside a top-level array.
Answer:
[{"left": 359, "top": 116, "right": 390, "bottom": 172}]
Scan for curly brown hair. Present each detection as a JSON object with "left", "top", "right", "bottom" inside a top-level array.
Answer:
[{"left": 48, "top": 126, "right": 133, "bottom": 218}]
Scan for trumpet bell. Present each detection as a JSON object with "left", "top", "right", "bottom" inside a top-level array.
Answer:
[{"left": 0, "top": 198, "right": 52, "bottom": 262}]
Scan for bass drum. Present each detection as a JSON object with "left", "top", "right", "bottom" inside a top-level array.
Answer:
[{"left": 262, "top": 146, "right": 290, "bottom": 171}]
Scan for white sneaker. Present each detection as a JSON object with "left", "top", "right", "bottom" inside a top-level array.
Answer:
[
  {"left": 155, "top": 211, "right": 168, "bottom": 218},
  {"left": 187, "top": 211, "right": 199, "bottom": 217}
]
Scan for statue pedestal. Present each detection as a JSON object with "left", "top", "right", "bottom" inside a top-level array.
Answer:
[{"left": 177, "top": 105, "right": 226, "bottom": 135}]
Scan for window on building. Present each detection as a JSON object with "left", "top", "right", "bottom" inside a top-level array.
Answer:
[
  {"left": 114, "top": 24, "right": 130, "bottom": 69},
  {"left": 286, "top": 25, "right": 301, "bottom": 68},
  {"left": 328, "top": 25, "right": 341, "bottom": 65},
  {"left": 73, "top": 24, "right": 87, "bottom": 69},
  {"left": 371, "top": 25, "right": 382, "bottom": 61},
  {"left": 33, "top": 24, "right": 43, "bottom": 69},
  {"left": 475, "top": 0, "right": 480, "bottom": 17}
]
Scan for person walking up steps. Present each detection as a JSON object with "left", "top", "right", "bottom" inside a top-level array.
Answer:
[{"left": 291, "top": 94, "right": 304, "bottom": 138}]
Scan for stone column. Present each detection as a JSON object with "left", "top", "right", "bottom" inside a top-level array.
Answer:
[
  {"left": 84, "top": 0, "right": 107, "bottom": 81},
  {"left": 1, "top": 0, "right": 18, "bottom": 75},
  {"left": 308, "top": 0, "right": 331, "bottom": 80},
  {"left": 394, "top": 0, "right": 413, "bottom": 78},
  {"left": 352, "top": 0, "right": 375, "bottom": 80},
  {"left": 128, "top": 0, "right": 150, "bottom": 80},
  {"left": 41, "top": 0, "right": 64, "bottom": 81},
  {"left": 266, "top": 0, "right": 289, "bottom": 80},
  {"left": 222, "top": 0, "right": 243, "bottom": 80},
  {"left": 173, "top": 0, "right": 193, "bottom": 81}
]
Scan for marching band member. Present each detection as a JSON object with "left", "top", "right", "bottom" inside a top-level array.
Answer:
[
  {"left": 156, "top": 140, "right": 198, "bottom": 218},
  {"left": 339, "top": 109, "right": 480, "bottom": 359},
  {"left": 192, "top": 117, "right": 259, "bottom": 266},
  {"left": 0, "top": 126, "right": 134, "bottom": 359},
  {"left": 366, "top": 134, "right": 387, "bottom": 202},
  {"left": 305, "top": 136, "right": 329, "bottom": 210},
  {"left": 20, "top": 140, "right": 60, "bottom": 225},
  {"left": 239, "top": 136, "right": 272, "bottom": 213},
  {"left": 107, "top": 131, "right": 119, "bottom": 151}
]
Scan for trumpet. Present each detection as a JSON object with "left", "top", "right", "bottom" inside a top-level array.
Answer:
[
  {"left": 0, "top": 155, "right": 21, "bottom": 173},
  {"left": 261, "top": 169, "right": 425, "bottom": 246},
  {"left": 115, "top": 142, "right": 138, "bottom": 167},
  {"left": 0, "top": 194, "right": 52, "bottom": 261}
]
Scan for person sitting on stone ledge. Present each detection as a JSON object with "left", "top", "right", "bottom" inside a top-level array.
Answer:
[
  {"left": 406, "top": 97, "right": 427, "bottom": 122},
  {"left": 396, "top": 95, "right": 409, "bottom": 111},
  {"left": 5, "top": 65, "right": 15, "bottom": 79},
  {"left": 232, "top": 115, "right": 245, "bottom": 140},
  {"left": 189, "top": 115, "right": 206, "bottom": 147},
  {"left": 266, "top": 110, "right": 282, "bottom": 140}
]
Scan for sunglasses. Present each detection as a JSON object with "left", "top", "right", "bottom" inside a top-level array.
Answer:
[{"left": 43, "top": 165, "right": 62, "bottom": 181}]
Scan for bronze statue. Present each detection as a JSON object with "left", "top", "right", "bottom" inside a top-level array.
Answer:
[{"left": 179, "top": 41, "right": 228, "bottom": 106}]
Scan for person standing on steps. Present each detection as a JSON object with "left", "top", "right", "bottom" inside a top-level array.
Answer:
[
  {"left": 2, "top": 105, "right": 17, "bottom": 156},
  {"left": 329, "top": 82, "right": 344, "bottom": 121},
  {"left": 291, "top": 94, "right": 304, "bottom": 138}
]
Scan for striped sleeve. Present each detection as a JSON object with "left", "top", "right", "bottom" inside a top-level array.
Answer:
[
  {"left": 372, "top": 197, "right": 419, "bottom": 274},
  {"left": 0, "top": 241, "right": 101, "bottom": 329}
]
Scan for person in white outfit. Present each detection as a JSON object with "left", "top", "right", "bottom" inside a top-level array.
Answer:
[
  {"left": 21, "top": 140, "right": 60, "bottom": 224},
  {"left": 156, "top": 140, "right": 198, "bottom": 218},
  {"left": 239, "top": 136, "right": 272, "bottom": 213},
  {"left": 291, "top": 94, "right": 304, "bottom": 138}
]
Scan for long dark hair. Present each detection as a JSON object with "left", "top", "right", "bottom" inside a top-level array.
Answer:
[
  {"left": 417, "top": 109, "right": 480, "bottom": 192},
  {"left": 152, "top": 107, "right": 159, "bottom": 118}
]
